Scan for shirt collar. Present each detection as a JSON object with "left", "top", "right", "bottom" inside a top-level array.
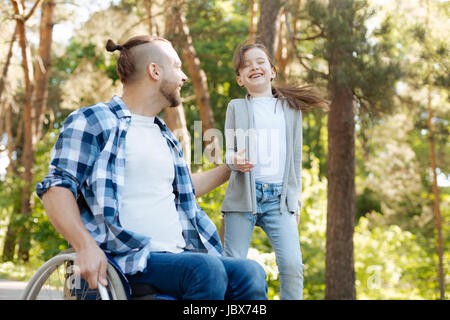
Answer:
[
  {"left": 154, "top": 115, "right": 168, "bottom": 130},
  {"left": 110, "top": 95, "right": 169, "bottom": 130},
  {"left": 110, "top": 95, "right": 132, "bottom": 119}
]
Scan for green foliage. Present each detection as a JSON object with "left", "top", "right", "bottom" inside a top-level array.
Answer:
[
  {"left": 302, "top": 111, "right": 328, "bottom": 178},
  {"left": 356, "top": 188, "right": 381, "bottom": 221},
  {"left": 298, "top": 157, "right": 327, "bottom": 299},
  {"left": 196, "top": 160, "right": 227, "bottom": 227},
  {"left": 184, "top": 0, "right": 249, "bottom": 134},
  {"left": 355, "top": 214, "right": 449, "bottom": 299},
  {"left": 0, "top": 128, "right": 66, "bottom": 272},
  {"left": 302, "top": 0, "right": 403, "bottom": 119}
]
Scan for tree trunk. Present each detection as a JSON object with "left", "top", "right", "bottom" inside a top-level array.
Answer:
[
  {"left": 5, "top": 102, "right": 14, "bottom": 174},
  {"left": 12, "top": 0, "right": 35, "bottom": 262},
  {"left": 0, "top": 24, "right": 17, "bottom": 104},
  {"left": 0, "top": 101, "right": 3, "bottom": 139},
  {"left": 256, "top": 0, "right": 283, "bottom": 58},
  {"left": 163, "top": 0, "right": 191, "bottom": 167},
  {"left": 427, "top": 85, "right": 445, "bottom": 300},
  {"left": 293, "top": 0, "right": 302, "bottom": 35},
  {"left": 7, "top": 100, "right": 24, "bottom": 174},
  {"left": 325, "top": 0, "right": 356, "bottom": 300},
  {"left": 143, "top": 0, "right": 157, "bottom": 35},
  {"left": 275, "top": 9, "right": 289, "bottom": 83},
  {"left": 249, "top": 0, "right": 258, "bottom": 42},
  {"left": 173, "top": 4, "right": 221, "bottom": 163},
  {"left": 1, "top": 195, "right": 22, "bottom": 262},
  {"left": 425, "top": 0, "right": 445, "bottom": 300},
  {"left": 10, "top": 0, "right": 52, "bottom": 262},
  {"left": 1, "top": 220, "right": 19, "bottom": 262},
  {"left": 176, "top": 10, "right": 215, "bottom": 135},
  {"left": 32, "top": 0, "right": 55, "bottom": 143},
  {"left": 164, "top": 107, "right": 192, "bottom": 166}
]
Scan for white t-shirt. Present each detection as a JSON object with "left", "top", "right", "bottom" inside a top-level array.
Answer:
[
  {"left": 119, "top": 113, "right": 186, "bottom": 253},
  {"left": 252, "top": 97, "right": 286, "bottom": 183}
]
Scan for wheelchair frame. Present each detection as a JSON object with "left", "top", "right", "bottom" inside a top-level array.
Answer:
[{"left": 21, "top": 248, "right": 127, "bottom": 300}]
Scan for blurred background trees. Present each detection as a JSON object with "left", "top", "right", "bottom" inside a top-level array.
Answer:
[{"left": 0, "top": 0, "right": 448, "bottom": 300}]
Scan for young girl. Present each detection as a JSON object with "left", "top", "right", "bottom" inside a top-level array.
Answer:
[{"left": 221, "top": 42, "right": 328, "bottom": 300}]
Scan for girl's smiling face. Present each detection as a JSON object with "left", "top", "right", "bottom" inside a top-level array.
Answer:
[{"left": 236, "top": 47, "right": 275, "bottom": 97}]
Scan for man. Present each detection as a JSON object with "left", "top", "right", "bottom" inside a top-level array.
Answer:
[{"left": 36, "top": 35, "right": 267, "bottom": 300}]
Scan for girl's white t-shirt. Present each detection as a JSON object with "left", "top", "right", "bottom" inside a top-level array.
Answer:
[
  {"left": 119, "top": 113, "right": 186, "bottom": 253},
  {"left": 252, "top": 97, "right": 286, "bottom": 184}
]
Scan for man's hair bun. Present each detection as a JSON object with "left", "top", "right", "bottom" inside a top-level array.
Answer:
[{"left": 106, "top": 39, "right": 122, "bottom": 52}]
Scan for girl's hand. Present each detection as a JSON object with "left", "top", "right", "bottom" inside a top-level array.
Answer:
[{"left": 232, "top": 148, "right": 254, "bottom": 172}]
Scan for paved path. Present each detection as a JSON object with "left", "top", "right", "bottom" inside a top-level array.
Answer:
[{"left": 0, "top": 279, "right": 28, "bottom": 300}]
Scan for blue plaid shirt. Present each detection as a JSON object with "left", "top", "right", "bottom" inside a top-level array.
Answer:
[{"left": 36, "top": 95, "right": 223, "bottom": 275}]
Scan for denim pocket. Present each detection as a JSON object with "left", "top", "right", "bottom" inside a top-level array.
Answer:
[
  {"left": 255, "top": 182, "right": 283, "bottom": 204},
  {"left": 264, "top": 192, "right": 281, "bottom": 204}
]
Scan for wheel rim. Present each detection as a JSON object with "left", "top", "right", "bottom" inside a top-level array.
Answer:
[{"left": 22, "top": 252, "right": 126, "bottom": 300}]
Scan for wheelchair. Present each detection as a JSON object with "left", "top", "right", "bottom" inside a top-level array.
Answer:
[{"left": 21, "top": 248, "right": 175, "bottom": 300}]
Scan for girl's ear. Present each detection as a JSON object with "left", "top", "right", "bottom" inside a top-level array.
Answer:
[
  {"left": 148, "top": 63, "right": 160, "bottom": 80},
  {"left": 236, "top": 75, "right": 244, "bottom": 87},
  {"left": 270, "top": 67, "right": 276, "bottom": 81}
]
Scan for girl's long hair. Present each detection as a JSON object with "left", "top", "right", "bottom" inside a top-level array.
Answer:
[{"left": 233, "top": 41, "right": 329, "bottom": 112}]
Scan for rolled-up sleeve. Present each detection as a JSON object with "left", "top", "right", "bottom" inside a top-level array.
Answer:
[{"left": 36, "top": 110, "right": 100, "bottom": 200}]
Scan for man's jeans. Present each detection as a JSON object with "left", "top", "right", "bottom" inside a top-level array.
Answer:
[
  {"left": 126, "top": 251, "right": 268, "bottom": 300},
  {"left": 224, "top": 181, "right": 304, "bottom": 300}
]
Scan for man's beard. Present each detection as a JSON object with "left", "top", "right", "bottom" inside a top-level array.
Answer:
[{"left": 160, "top": 79, "right": 181, "bottom": 108}]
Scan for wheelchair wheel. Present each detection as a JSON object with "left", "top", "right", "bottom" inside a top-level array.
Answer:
[{"left": 21, "top": 248, "right": 127, "bottom": 300}]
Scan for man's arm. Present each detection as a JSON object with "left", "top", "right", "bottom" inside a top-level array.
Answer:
[
  {"left": 190, "top": 164, "right": 231, "bottom": 198},
  {"left": 42, "top": 186, "right": 108, "bottom": 289}
]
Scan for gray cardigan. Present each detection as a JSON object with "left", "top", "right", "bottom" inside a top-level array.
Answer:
[{"left": 221, "top": 96, "right": 303, "bottom": 215}]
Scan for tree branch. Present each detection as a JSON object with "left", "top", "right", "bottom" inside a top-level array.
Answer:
[
  {"left": 295, "top": 30, "right": 324, "bottom": 41},
  {"left": 118, "top": 11, "right": 166, "bottom": 40},
  {"left": 284, "top": 8, "right": 328, "bottom": 79},
  {"left": 24, "top": 0, "right": 42, "bottom": 21}
]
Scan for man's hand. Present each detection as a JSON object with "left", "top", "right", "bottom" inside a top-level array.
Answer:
[
  {"left": 231, "top": 148, "right": 254, "bottom": 172},
  {"left": 74, "top": 244, "right": 108, "bottom": 289}
]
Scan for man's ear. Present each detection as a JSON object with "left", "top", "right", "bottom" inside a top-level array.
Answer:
[{"left": 148, "top": 63, "right": 160, "bottom": 80}]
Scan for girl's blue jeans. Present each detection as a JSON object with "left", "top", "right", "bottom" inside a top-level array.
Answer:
[{"left": 224, "top": 181, "right": 304, "bottom": 300}]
